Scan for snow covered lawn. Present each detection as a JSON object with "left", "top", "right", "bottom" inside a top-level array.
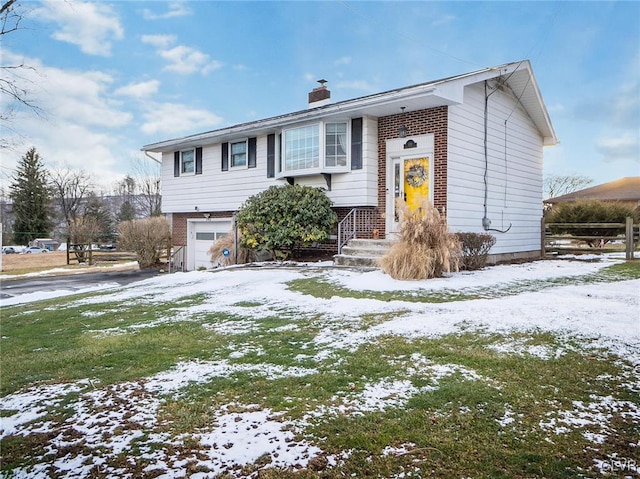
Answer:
[{"left": 1, "top": 255, "right": 639, "bottom": 478}]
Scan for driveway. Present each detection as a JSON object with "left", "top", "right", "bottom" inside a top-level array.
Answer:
[{"left": 0, "top": 269, "right": 161, "bottom": 301}]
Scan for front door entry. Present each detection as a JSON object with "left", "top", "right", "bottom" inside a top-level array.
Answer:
[{"left": 389, "top": 156, "right": 431, "bottom": 234}]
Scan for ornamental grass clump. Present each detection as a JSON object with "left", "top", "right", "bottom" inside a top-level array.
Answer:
[
  {"left": 208, "top": 231, "right": 256, "bottom": 267},
  {"left": 380, "top": 200, "right": 461, "bottom": 280}
]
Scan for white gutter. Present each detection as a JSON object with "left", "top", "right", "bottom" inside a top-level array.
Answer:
[{"left": 144, "top": 151, "right": 162, "bottom": 164}]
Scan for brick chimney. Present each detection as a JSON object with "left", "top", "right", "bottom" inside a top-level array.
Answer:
[{"left": 308, "top": 79, "right": 330, "bottom": 108}]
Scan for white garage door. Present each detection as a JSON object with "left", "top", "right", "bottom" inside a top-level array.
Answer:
[{"left": 189, "top": 220, "right": 232, "bottom": 270}]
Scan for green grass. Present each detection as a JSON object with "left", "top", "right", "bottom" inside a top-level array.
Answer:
[
  {"left": 1, "top": 260, "right": 638, "bottom": 478},
  {"left": 287, "top": 261, "right": 640, "bottom": 302}
]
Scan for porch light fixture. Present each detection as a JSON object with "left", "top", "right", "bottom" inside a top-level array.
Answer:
[{"left": 398, "top": 107, "right": 408, "bottom": 138}]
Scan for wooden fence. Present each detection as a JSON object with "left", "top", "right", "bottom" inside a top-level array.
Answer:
[
  {"left": 66, "top": 245, "right": 137, "bottom": 265},
  {"left": 542, "top": 217, "right": 639, "bottom": 260}
]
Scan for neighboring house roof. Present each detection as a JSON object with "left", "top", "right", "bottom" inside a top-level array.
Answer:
[
  {"left": 545, "top": 177, "right": 640, "bottom": 203},
  {"left": 143, "top": 59, "right": 557, "bottom": 153}
]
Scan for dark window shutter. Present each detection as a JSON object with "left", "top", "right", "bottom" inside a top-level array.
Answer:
[
  {"left": 221, "top": 142, "right": 229, "bottom": 171},
  {"left": 278, "top": 133, "right": 282, "bottom": 174},
  {"left": 174, "top": 151, "right": 180, "bottom": 177},
  {"left": 248, "top": 137, "right": 257, "bottom": 168},
  {"left": 351, "top": 117, "right": 363, "bottom": 170},
  {"left": 195, "top": 147, "right": 203, "bottom": 175},
  {"left": 267, "top": 134, "right": 275, "bottom": 178}
]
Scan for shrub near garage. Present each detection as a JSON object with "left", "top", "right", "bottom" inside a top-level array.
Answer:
[
  {"left": 237, "top": 185, "right": 338, "bottom": 260},
  {"left": 117, "top": 216, "right": 172, "bottom": 269}
]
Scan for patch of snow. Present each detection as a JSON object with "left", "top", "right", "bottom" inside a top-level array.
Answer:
[
  {"left": 194, "top": 405, "right": 326, "bottom": 476},
  {"left": 539, "top": 394, "right": 640, "bottom": 445}
]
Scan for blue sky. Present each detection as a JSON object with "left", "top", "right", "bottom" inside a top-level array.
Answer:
[{"left": 1, "top": 0, "right": 638, "bottom": 193}]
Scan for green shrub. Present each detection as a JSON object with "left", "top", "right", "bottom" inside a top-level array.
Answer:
[
  {"left": 455, "top": 232, "right": 496, "bottom": 270},
  {"left": 237, "top": 185, "right": 337, "bottom": 260},
  {"left": 117, "top": 217, "right": 171, "bottom": 269},
  {"left": 380, "top": 200, "right": 461, "bottom": 280},
  {"left": 546, "top": 201, "right": 638, "bottom": 246}
]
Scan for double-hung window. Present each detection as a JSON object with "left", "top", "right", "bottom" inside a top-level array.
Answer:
[
  {"left": 325, "top": 122, "right": 347, "bottom": 167},
  {"left": 281, "top": 121, "right": 348, "bottom": 174},
  {"left": 181, "top": 149, "right": 195, "bottom": 174},
  {"left": 230, "top": 140, "right": 247, "bottom": 168}
]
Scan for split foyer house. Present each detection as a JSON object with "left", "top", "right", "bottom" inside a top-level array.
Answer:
[{"left": 143, "top": 60, "right": 557, "bottom": 270}]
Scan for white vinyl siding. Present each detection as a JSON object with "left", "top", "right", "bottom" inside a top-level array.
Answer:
[
  {"left": 447, "top": 82, "right": 545, "bottom": 255},
  {"left": 161, "top": 116, "right": 379, "bottom": 213}
]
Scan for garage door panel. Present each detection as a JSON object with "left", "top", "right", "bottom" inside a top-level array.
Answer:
[{"left": 189, "top": 220, "right": 232, "bottom": 270}]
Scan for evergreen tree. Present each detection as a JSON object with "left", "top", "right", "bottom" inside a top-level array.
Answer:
[
  {"left": 117, "top": 200, "right": 136, "bottom": 223},
  {"left": 9, "top": 147, "right": 52, "bottom": 244}
]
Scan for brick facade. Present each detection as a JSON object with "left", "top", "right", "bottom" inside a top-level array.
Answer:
[
  {"left": 377, "top": 106, "right": 448, "bottom": 236},
  {"left": 171, "top": 211, "right": 234, "bottom": 246}
]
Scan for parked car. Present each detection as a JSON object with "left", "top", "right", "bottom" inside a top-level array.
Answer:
[
  {"left": 23, "top": 246, "right": 49, "bottom": 254},
  {"left": 2, "top": 246, "right": 17, "bottom": 254}
]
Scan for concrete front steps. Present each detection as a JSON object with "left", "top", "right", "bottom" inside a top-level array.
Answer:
[{"left": 333, "top": 239, "right": 396, "bottom": 268}]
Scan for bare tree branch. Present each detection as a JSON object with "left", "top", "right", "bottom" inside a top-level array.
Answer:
[
  {"left": 0, "top": 0, "right": 17, "bottom": 16},
  {"left": 49, "top": 168, "right": 94, "bottom": 235},
  {"left": 1, "top": 1, "right": 44, "bottom": 148},
  {"left": 133, "top": 158, "right": 162, "bottom": 217},
  {"left": 544, "top": 174, "right": 593, "bottom": 200}
]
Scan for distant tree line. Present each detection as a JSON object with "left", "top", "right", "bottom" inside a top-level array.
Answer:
[{"left": 3, "top": 147, "right": 162, "bottom": 246}]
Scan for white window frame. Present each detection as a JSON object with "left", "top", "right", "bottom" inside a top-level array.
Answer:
[
  {"left": 325, "top": 121, "right": 348, "bottom": 168},
  {"left": 279, "top": 121, "right": 350, "bottom": 177},
  {"left": 230, "top": 139, "right": 248, "bottom": 168},
  {"left": 181, "top": 149, "right": 195, "bottom": 175}
]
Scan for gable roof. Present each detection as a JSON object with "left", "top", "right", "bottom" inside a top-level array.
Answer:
[
  {"left": 143, "top": 59, "right": 557, "bottom": 153},
  {"left": 545, "top": 177, "right": 640, "bottom": 203}
]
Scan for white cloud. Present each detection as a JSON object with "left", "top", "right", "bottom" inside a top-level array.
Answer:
[
  {"left": 142, "top": 36, "right": 222, "bottom": 75},
  {"left": 32, "top": 0, "right": 124, "bottom": 57},
  {"left": 160, "top": 46, "right": 223, "bottom": 75},
  {"left": 142, "top": 2, "right": 192, "bottom": 20},
  {"left": 141, "top": 103, "right": 223, "bottom": 136},
  {"left": 3, "top": 53, "right": 131, "bottom": 129},
  {"left": 596, "top": 132, "right": 640, "bottom": 162},
  {"left": 141, "top": 34, "right": 177, "bottom": 49},
  {"left": 334, "top": 56, "right": 351, "bottom": 66},
  {"left": 1, "top": 52, "right": 133, "bottom": 189},
  {"left": 115, "top": 80, "right": 160, "bottom": 99},
  {"left": 303, "top": 73, "right": 316, "bottom": 82}
]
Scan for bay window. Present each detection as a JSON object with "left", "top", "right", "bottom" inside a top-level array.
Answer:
[{"left": 282, "top": 121, "right": 349, "bottom": 174}]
